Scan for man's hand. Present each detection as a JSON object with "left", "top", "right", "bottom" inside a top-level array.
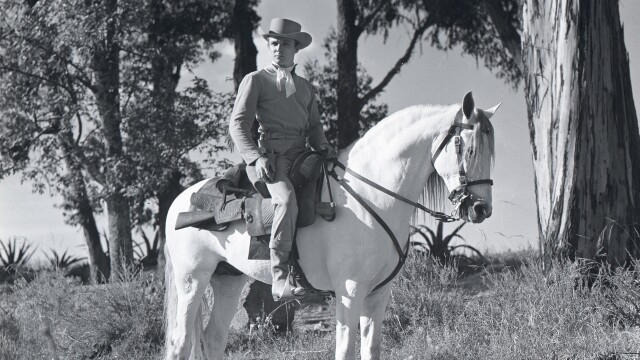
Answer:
[
  {"left": 255, "top": 156, "right": 274, "bottom": 183},
  {"left": 319, "top": 143, "right": 337, "bottom": 158}
]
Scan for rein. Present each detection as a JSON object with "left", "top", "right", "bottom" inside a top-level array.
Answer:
[{"left": 323, "top": 109, "right": 494, "bottom": 292}]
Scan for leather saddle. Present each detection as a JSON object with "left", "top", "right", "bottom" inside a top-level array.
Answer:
[{"left": 175, "top": 151, "right": 335, "bottom": 235}]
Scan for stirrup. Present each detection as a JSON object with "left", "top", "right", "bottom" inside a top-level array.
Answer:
[{"left": 274, "top": 273, "right": 306, "bottom": 301}]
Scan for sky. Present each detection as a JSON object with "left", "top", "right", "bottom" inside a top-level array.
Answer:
[{"left": 1, "top": 1, "right": 640, "bottom": 260}]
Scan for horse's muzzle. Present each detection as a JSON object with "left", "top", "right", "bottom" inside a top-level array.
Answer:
[{"left": 468, "top": 200, "right": 492, "bottom": 223}]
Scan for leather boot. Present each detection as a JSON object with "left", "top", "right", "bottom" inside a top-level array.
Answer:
[{"left": 270, "top": 248, "right": 305, "bottom": 301}]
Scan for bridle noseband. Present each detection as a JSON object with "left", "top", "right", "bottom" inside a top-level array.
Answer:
[{"left": 431, "top": 109, "right": 494, "bottom": 213}]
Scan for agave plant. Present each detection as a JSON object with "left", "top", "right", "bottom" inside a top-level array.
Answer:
[
  {"left": 45, "top": 249, "right": 85, "bottom": 270},
  {"left": 133, "top": 228, "right": 161, "bottom": 268},
  {"left": 410, "top": 222, "right": 484, "bottom": 266},
  {"left": 0, "top": 237, "right": 35, "bottom": 270}
]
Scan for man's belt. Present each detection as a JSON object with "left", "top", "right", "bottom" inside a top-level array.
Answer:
[{"left": 259, "top": 131, "right": 307, "bottom": 141}]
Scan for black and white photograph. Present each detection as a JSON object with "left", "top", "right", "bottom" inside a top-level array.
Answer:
[{"left": 1, "top": 0, "right": 640, "bottom": 359}]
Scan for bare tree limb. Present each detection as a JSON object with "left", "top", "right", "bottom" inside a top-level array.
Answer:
[{"left": 360, "top": 19, "right": 432, "bottom": 107}]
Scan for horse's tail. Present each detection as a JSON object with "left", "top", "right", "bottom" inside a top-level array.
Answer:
[
  {"left": 163, "top": 244, "right": 177, "bottom": 359},
  {"left": 163, "top": 242, "right": 207, "bottom": 360}
]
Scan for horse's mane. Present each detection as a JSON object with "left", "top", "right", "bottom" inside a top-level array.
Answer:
[
  {"left": 342, "top": 103, "right": 496, "bottom": 219},
  {"left": 342, "top": 104, "right": 457, "bottom": 153}
]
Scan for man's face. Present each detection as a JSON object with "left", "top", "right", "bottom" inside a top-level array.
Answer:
[{"left": 268, "top": 37, "right": 298, "bottom": 67}]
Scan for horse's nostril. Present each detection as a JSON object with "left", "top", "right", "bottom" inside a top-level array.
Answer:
[{"left": 473, "top": 203, "right": 486, "bottom": 217}]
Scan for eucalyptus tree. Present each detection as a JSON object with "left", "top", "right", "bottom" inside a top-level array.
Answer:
[
  {"left": 522, "top": 0, "right": 640, "bottom": 266},
  {"left": 0, "top": 0, "right": 232, "bottom": 279}
]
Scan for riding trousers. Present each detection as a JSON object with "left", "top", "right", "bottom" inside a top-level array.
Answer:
[{"left": 259, "top": 138, "right": 307, "bottom": 251}]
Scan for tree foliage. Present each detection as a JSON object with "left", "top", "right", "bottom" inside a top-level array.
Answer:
[
  {"left": 0, "top": 0, "right": 234, "bottom": 277},
  {"left": 333, "top": 0, "right": 521, "bottom": 147}
]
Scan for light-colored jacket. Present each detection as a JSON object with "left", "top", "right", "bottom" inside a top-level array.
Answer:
[{"left": 229, "top": 64, "right": 329, "bottom": 165}]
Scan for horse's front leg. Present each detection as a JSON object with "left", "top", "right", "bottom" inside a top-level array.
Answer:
[
  {"left": 335, "top": 280, "right": 366, "bottom": 360},
  {"left": 359, "top": 284, "right": 392, "bottom": 360}
]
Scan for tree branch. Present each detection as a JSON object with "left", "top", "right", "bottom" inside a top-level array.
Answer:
[
  {"left": 482, "top": 0, "right": 522, "bottom": 66},
  {"left": 80, "top": 157, "right": 106, "bottom": 186},
  {"left": 357, "top": 0, "right": 390, "bottom": 32},
  {"left": 360, "top": 19, "right": 432, "bottom": 107},
  {"left": 11, "top": 31, "right": 96, "bottom": 91},
  {"left": 0, "top": 63, "right": 74, "bottom": 94}
]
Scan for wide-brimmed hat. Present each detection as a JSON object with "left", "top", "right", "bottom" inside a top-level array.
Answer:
[{"left": 258, "top": 18, "right": 312, "bottom": 49}]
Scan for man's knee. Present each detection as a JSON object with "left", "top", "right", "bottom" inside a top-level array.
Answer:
[{"left": 272, "top": 190, "right": 298, "bottom": 212}]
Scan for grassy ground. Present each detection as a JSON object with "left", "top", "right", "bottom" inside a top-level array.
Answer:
[{"left": 1, "top": 250, "right": 639, "bottom": 359}]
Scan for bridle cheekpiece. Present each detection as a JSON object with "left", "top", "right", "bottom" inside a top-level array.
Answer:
[{"left": 431, "top": 109, "right": 494, "bottom": 216}]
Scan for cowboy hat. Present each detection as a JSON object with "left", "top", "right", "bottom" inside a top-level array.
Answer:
[{"left": 258, "top": 18, "right": 312, "bottom": 50}]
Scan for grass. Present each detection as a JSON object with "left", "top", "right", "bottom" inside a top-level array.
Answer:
[
  {"left": 1, "top": 248, "right": 639, "bottom": 359},
  {"left": 0, "top": 268, "right": 163, "bottom": 360}
]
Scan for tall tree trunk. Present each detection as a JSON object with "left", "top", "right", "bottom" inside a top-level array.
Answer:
[
  {"left": 232, "top": 0, "right": 258, "bottom": 92},
  {"left": 148, "top": 0, "right": 184, "bottom": 277},
  {"left": 58, "top": 130, "right": 110, "bottom": 283},
  {"left": 92, "top": 0, "right": 133, "bottom": 279},
  {"left": 522, "top": 0, "right": 640, "bottom": 267},
  {"left": 336, "top": 0, "right": 362, "bottom": 149}
]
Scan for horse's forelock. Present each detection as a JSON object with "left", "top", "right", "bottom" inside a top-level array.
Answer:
[{"left": 468, "top": 109, "right": 496, "bottom": 171}]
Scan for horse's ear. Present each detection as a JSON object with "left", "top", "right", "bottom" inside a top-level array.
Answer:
[
  {"left": 462, "top": 91, "right": 474, "bottom": 119},
  {"left": 482, "top": 103, "right": 502, "bottom": 120}
]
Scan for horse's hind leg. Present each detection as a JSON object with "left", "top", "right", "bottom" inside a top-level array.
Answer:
[
  {"left": 167, "top": 269, "right": 211, "bottom": 360},
  {"left": 359, "top": 285, "right": 392, "bottom": 360},
  {"left": 202, "top": 273, "right": 248, "bottom": 360}
]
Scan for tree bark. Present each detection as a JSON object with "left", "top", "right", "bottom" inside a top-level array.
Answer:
[
  {"left": 522, "top": 0, "right": 640, "bottom": 266},
  {"left": 232, "top": 0, "right": 258, "bottom": 92},
  {"left": 58, "top": 130, "right": 110, "bottom": 283},
  {"left": 336, "top": 0, "right": 362, "bottom": 149},
  {"left": 92, "top": 0, "right": 133, "bottom": 279}
]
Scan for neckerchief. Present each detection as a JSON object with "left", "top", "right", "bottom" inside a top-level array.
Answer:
[{"left": 273, "top": 63, "right": 296, "bottom": 98}]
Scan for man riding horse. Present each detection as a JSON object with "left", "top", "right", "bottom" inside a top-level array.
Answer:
[{"left": 229, "top": 18, "right": 336, "bottom": 301}]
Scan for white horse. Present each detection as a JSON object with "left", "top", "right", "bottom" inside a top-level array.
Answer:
[{"left": 163, "top": 92, "right": 500, "bottom": 360}]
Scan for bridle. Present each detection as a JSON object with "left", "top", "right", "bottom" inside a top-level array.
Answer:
[
  {"left": 313, "top": 108, "right": 494, "bottom": 294},
  {"left": 431, "top": 109, "right": 494, "bottom": 215}
]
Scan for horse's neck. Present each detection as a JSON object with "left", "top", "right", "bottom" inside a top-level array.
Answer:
[{"left": 342, "top": 105, "right": 455, "bottom": 215}]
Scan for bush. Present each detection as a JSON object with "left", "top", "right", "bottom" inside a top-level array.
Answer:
[{"left": 3, "top": 269, "right": 163, "bottom": 359}]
